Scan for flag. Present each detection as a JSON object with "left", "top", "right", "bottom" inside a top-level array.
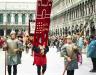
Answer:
[{"left": 33, "top": 0, "right": 52, "bottom": 46}]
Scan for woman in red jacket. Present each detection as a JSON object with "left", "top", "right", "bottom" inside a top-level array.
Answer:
[{"left": 32, "top": 43, "right": 49, "bottom": 75}]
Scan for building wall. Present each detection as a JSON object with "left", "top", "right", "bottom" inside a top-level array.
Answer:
[
  {"left": 50, "top": 0, "right": 96, "bottom": 36},
  {"left": 0, "top": 2, "right": 36, "bottom": 36}
]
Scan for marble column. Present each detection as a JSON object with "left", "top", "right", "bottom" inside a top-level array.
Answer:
[
  {"left": 88, "top": 23, "right": 91, "bottom": 36},
  {"left": 78, "top": 5, "right": 80, "bottom": 18},
  {"left": 26, "top": 14, "right": 29, "bottom": 25},
  {"left": 11, "top": 13, "right": 15, "bottom": 25},
  {"left": 33, "top": 14, "right": 36, "bottom": 20},
  {"left": 18, "top": 13, "right": 22, "bottom": 25},
  {"left": 3, "top": 13, "right": 7, "bottom": 25},
  {"left": 95, "top": 0, "right": 96, "bottom": 13},
  {"left": 25, "top": 14, "right": 29, "bottom": 30},
  {"left": 3, "top": 13, "right": 7, "bottom": 37},
  {"left": 4, "top": 29, "right": 6, "bottom": 37},
  {"left": 93, "top": 0, "right": 95, "bottom": 13}
]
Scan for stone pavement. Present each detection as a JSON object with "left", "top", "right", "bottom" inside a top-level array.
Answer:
[{"left": 0, "top": 47, "right": 96, "bottom": 75}]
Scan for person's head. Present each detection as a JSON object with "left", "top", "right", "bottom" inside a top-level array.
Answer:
[
  {"left": 29, "top": 34, "right": 34, "bottom": 41},
  {"left": 10, "top": 30, "right": 16, "bottom": 40},
  {"left": 17, "top": 32, "right": 23, "bottom": 40},
  {"left": 77, "top": 32, "right": 83, "bottom": 38},
  {"left": 66, "top": 35, "right": 72, "bottom": 44}
]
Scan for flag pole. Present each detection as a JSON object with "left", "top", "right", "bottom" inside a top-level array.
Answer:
[
  {"left": 5, "top": 1, "right": 7, "bottom": 75},
  {"left": 5, "top": 23, "right": 7, "bottom": 75},
  {"left": 5, "top": 50, "right": 6, "bottom": 75}
]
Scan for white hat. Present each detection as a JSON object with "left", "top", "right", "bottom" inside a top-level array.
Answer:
[
  {"left": 66, "top": 35, "right": 72, "bottom": 39},
  {"left": 10, "top": 30, "right": 16, "bottom": 35}
]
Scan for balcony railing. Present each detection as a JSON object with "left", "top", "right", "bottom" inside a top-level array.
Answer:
[{"left": 0, "top": 22, "right": 27, "bottom": 26}]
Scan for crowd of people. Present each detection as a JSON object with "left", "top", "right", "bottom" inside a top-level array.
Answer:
[
  {"left": 0, "top": 30, "right": 96, "bottom": 75},
  {"left": 0, "top": 30, "right": 49, "bottom": 75},
  {"left": 48, "top": 33, "right": 96, "bottom": 75}
]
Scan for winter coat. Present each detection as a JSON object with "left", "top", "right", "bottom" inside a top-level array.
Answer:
[
  {"left": 61, "top": 43, "right": 78, "bottom": 70},
  {"left": 87, "top": 39, "right": 96, "bottom": 58}
]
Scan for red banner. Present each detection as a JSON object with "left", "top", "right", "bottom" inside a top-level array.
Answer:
[{"left": 34, "top": 0, "right": 52, "bottom": 46}]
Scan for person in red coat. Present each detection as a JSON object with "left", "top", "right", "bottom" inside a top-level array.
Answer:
[
  {"left": 32, "top": 43, "right": 49, "bottom": 75},
  {"left": 0, "top": 36, "right": 4, "bottom": 48}
]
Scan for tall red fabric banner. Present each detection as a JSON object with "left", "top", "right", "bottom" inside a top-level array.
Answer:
[{"left": 34, "top": 0, "right": 52, "bottom": 46}]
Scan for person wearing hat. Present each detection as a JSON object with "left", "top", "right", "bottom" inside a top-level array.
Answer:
[
  {"left": 3, "top": 30, "right": 21, "bottom": 75},
  {"left": 61, "top": 35, "right": 79, "bottom": 75}
]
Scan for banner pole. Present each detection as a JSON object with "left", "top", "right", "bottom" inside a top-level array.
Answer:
[{"left": 5, "top": 50, "right": 6, "bottom": 75}]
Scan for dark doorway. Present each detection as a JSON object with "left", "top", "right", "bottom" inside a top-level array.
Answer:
[
  {"left": 0, "top": 29, "right": 4, "bottom": 36},
  {"left": 90, "top": 22, "right": 95, "bottom": 35}
]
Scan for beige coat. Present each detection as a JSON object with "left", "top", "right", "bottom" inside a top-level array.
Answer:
[{"left": 61, "top": 43, "right": 78, "bottom": 70}]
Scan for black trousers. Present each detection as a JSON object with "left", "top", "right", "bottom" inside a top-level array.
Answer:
[
  {"left": 37, "top": 64, "right": 46, "bottom": 75},
  {"left": 67, "top": 70, "right": 74, "bottom": 75},
  {"left": 91, "top": 58, "right": 96, "bottom": 70},
  {"left": 8, "top": 65, "right": 17, "bottom": 75}
]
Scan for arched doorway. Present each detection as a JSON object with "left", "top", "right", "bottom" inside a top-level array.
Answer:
[
  {"left": 63, "top": 28, "right": 65, "bottom": 35},
  {"left": 80, "top": 24, "right": 83, "bottom": 32},
  {"left": 0, "top": 29, "right": 4, "bottom": 36},
  {"left": 90, "top": 22, "right": 95, "bottom": 35},
  {"left": 60, "top": 28, "right": 62, "bottom": 36},
  {"left": 68, "top": 26, "right": 71, "bottom": 35},
  {"left": 6, "top": 29, "right": 11, "bottom": 36},
  {"left": 75, "top": 25, "right": 79, "bottom": 33},
  {"left": 65, "top": 27, "right": 67, "bottom": 36},
  {"left": 72, "top": 25, "right": 74, "bottom": 34},
  {"left": 56, "top": 29, "right": 58, "bottom": 36}
]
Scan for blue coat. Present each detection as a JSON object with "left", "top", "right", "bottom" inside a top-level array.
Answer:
[{"left": 87, "top": 40, "right": 96, "bottom": 58}]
